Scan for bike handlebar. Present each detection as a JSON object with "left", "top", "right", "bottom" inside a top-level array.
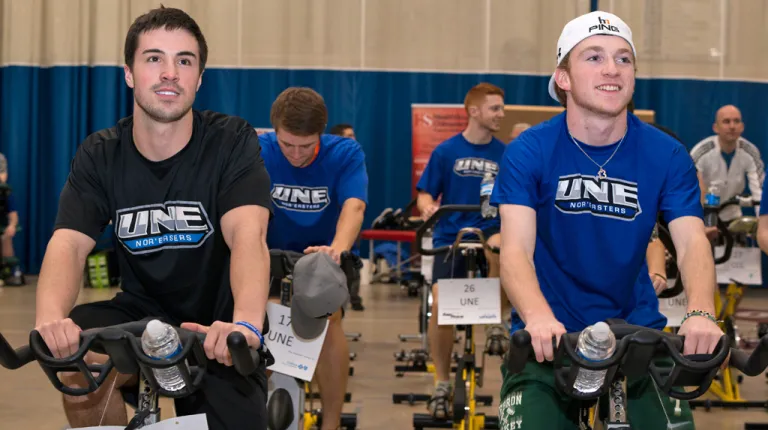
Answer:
[
  {"left": 657, "top": 195, "right": 759, "bottom": 299},
  {"left": 0, "top": 320, "right": 272, "bottom": 398},
  {"left": 504, "top": 322, "right": 768, "bottom": 401},
  {"left": 714, "top": 196, "right": 760, "bottom": 209},
  {"left": 415, "top": 204, "right": 500, "bottom": 256}
]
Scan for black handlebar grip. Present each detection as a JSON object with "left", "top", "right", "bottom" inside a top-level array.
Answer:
[
  {"left": 714, "top": 218, "right": 734, "bottom": 265},
  {"left": 504, "top": 330, "right": 532, "bottom": 374},
  {"left": 729, "top": 335, "right": 768, "bottom": 376},
  {"left": 656, "top": 224, "right": 685, "bottom": 299},
  {"left": 0, "top": 332, "right": 33, "bottom": 370},
  {"left": 227, "top": 331, "right": 260, "bottom": 376}
]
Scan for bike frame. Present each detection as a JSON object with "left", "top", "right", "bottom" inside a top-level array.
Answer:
[{"left": 410, "top": 206, "right": 502, "bottom": 430}]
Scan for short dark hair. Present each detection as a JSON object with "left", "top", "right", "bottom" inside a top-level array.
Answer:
[
  {"left": 124, "top": 6, "right": 208, "bottom": 72},
  {"left": 329, "top": 123, "right": 353, "bottom": 136},
  {"left": 270, "top": 87, "right": 328, "bottom": 136}
]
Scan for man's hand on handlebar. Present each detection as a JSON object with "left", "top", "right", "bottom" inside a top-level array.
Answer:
[
  {"left": 525, "top": 316, "right": 567, "bottom": 363},
  {"left": 704, "top": 226, "right": 719, "bottom": 241},
  {"left": 35, "top": 317, "right": 82, "bottom": 359},
  {"left": 303, "top": 245, "right": 340, "bottom": 264},
  {"left": 651, "top": 273, "right": 668, "bottom": 295},
  {"left": 180, "top": 321, "right": 262, "bottom": 367},
  {"left": 737, "top": 195, "right": 757, "bottom": 207},
  {"left": 421, "top": 204, "right": 439, "bottom": 222},
  {"left": 678, "top": 315, "right": 726, "bottom": 360}
]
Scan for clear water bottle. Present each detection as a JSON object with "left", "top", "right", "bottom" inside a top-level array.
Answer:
[
  {"left": 480, "top": 172, "right": 497, "bottom": 218},
  {"left": 141, "top": 319, "right": 188, "bottom": 392},
  {"left": 573, "top": 322, "right": 616, "bottom": 394},
  {"left": 704, "top": 180, "right": 723, "bottom": 227}
]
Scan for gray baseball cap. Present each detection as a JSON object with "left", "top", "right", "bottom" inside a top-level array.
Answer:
[{"left": 291, "top": 252, "right": 349, "bottom": 339}]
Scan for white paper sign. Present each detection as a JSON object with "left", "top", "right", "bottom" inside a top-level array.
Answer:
[
  {"left": 265, "top": 302, "right": 328, "bottom": 382},
  {"left": 437, "top": 278, "right": 501, "bottom": 325},
  {"left": 75, "top": 414, "right": 208, "bottom": 430},
  {"left": 658, "top": 288, "right": 688, "bottom": 328},
  {"left": 714, "top": 246, "right": 762, "bottom": 285},
  {"left": 420, "top": 236, "right": 434, "bottom": 284}
]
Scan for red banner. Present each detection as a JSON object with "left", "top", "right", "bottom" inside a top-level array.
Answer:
[{"left": 411, "top": 104, "right": 468, "bottom": 196}]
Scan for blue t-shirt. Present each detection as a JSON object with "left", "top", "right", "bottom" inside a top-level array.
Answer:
[
  {"left": 721, "top": 150, "right": 735, "bottom": 170},
  {"left": 260, "top": 132, "right": 369, "bottom": 252},
  {"left": 491, "top": 112, "right": 702, "bottom": 333},
  {"left": 416, "top": 133, "right": 507, "bottom": 248}
]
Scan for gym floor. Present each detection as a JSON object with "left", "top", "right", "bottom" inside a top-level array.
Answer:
[{"left": 1, "top": 278, "right": 767, "bottom": 429}]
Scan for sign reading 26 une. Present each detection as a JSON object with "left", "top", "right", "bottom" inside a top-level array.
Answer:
[{"left": 437, "top": 278, "right": 502, "bottom": 325}]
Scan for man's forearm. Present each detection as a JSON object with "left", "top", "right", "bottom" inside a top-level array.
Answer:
[
  {"left": 8, "top": 212, "right": 18, "bottom": 228},
  {"left": 501, "top": 245, "right": 555, "bottom": 323},
  {"left": 35, "top": 235, "right": 88, "bottom": 326},
  {"left": 646, "top": 240, "right": 666, "bottom": 275},
  {"left": 678, "top": 233, "right": 716, "bottom": 314},
  {"left": 331, "top": 200, "right": 366, "bottom": 252},
  {"left": 231, "top": 238, "right": 270, "bottom": 331}
]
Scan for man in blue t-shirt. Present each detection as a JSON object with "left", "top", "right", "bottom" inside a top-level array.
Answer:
[
  {"left": 260, "top": 87, "right": 368, "bottom": 430},
  {"left": 492, "top": 11, "right": 724, "bottom": 429},
  {"left": 416, "top": 82, "right": 508, "bottom": 419}
]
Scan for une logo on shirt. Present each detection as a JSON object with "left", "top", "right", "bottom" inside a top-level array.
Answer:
[
  {"left": 554, "top": 174, "right": 641, "bottom": 221},
  {"left": 114, "top": 201, "right": 214, "bottom": 254},
  {"left": 453, "top": 158, "right": 499, "bottom": 177},
  {"left": 271, "top": 184, "right": 330, "bottom": 212}
]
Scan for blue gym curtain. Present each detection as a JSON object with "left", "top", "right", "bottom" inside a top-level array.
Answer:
[{"left": 2, "top": 64, "right": 768, "bottom": 274}]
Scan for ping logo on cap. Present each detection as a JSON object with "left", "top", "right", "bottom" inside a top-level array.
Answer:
[{"left": 589, "top": 16, "right": 620, "bottom": 33}]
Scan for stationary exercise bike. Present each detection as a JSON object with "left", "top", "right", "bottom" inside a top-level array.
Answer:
[
  {"left": 393, "top": 204, "right": 502, "bottom": 429},
  {"left": 0, "top": 320, "right": 268, "bottom": 429},
  {"left": 504, "top": 321, "right": 768, "bottom": 430},
  {"left": 394, "top": 228, "right": 461, "bottom": 379},
  {"left": 690, "top": 196, "right": 767, "bottom": 411},
  {"left": 266, "top": 249, "right": 358, "bottom": 430}
]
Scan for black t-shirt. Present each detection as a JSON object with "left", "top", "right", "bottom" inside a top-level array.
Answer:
[{"left": 55, "top": 110, "right": 272, "bottom": 327}]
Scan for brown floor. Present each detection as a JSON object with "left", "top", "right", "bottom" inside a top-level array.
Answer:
[{"left": 1, "top": 277, "right": 767, "bottom": 429}]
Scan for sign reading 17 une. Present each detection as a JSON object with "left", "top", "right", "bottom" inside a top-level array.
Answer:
[
  {"left": 265, "top": 303, "right": 327, "bottom": 382},
  {"left": 437, "top": 278, "right": 501, "bottom": 325}
]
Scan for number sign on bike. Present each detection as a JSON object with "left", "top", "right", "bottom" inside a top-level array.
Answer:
[
  {"left": 437, "top": 278, "right": 502, "bottom": 325},
  {"left": 265, "top": 302, "right": 328, "bottom": 381},
  {"left": 715, "top": 245, "right": 762, "bottom": 285}
]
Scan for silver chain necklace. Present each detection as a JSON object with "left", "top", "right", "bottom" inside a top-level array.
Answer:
[{"left": 568, "top": 131, "right": 626, "bottom": 180}]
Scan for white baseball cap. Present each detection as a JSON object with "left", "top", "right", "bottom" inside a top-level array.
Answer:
[{"left": 548, "top": 11, "right": 636, "bottom": 103}]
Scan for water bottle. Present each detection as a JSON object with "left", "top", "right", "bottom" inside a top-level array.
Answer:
[
  {"left": 480, "top": 172, "right": 497, "bottom": 218},
  {"left": 141, "top": 319, "right": 188, "bottom": 392},
  {"left": 573, "top": 322, "right": 616, "bottom": 394},
  {"left": 703, "top": 180, "right": 723, "bottom": 227}
]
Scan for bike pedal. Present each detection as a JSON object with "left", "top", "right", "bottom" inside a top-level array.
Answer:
[{"left": 412, "top": 413, "right": 454, "bottom": 428}]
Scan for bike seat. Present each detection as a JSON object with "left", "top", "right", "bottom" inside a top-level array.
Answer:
[
  {"left": 728, "top": 216, "right": 758, "bottom": 236},
  {"left": 267, "top": 388, "right": 294, "bottom": 430}
]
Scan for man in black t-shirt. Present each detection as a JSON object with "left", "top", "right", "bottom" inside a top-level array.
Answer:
[{"left": 33, "top": 7, "right": 272, "bottom": 430}]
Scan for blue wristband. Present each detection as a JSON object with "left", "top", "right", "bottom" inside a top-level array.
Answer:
[{"left": 235, "top": 321, "right": 264, "bottom": 350}]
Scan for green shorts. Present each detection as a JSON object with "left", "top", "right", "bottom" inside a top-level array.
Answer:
[{"left": 498, "top": 360, "right": 695, "bottom": 429}]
